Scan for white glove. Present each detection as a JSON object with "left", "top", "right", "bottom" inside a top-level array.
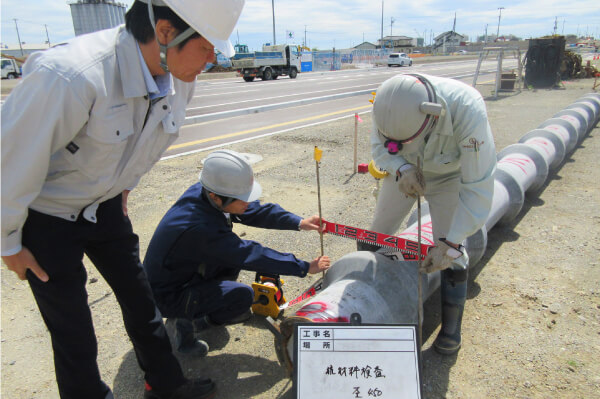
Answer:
[
  {"left": 420, "top": 239, "right": 467, "bottom": 274},
  {"left": 396, "top": 164, "right": 425, "bottom": 198}
]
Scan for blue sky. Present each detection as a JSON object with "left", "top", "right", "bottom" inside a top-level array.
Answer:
[{"left": 1, "top": 0, "right": 599, "bottom": 51}]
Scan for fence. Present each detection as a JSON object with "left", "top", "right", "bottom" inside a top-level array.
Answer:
[{"left": 308, "top": 49, "right": 392, "bottom": 71}]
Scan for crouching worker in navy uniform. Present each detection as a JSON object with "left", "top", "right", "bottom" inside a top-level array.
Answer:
[{"left": 144, "top": 150, "right": 331, "bottom": 356}]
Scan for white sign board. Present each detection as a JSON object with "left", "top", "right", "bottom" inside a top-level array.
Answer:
[{"left": 295, "top": 324, "right": 421, "bottom": 399}]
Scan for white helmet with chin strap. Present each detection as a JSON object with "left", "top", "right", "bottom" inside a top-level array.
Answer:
[
  {"left": 138, "top": 0, "right": 245, "bottom": 72},
  {"left": 199, "top": 150, "right": 262, "bottom": 204},
  {"left": 373, "top": 73, "right": 443, "bottom": 154}
]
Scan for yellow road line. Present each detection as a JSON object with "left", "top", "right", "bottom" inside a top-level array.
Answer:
[{"left": 168, "top": 104, "right": 373, "bottom": 151}]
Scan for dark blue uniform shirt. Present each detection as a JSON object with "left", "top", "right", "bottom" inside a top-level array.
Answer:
[{"left": 143, "top": 182, "right": 309, "bottom": 300}]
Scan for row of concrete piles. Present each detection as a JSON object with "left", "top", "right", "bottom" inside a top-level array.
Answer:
[{"left": 270, "top": 93, "right": 600, "bottom": 373}]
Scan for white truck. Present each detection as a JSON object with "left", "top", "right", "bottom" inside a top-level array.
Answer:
[
  {"left": 232, "top": 44, "right": 301, "bottom": 82},
  {"left": 1, "top": 58, "right": 21, "bottom": 79}
]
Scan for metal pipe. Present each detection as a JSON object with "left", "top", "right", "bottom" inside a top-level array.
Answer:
[{"left": 272, "top": 93, "right": 600, "bottom": 373}]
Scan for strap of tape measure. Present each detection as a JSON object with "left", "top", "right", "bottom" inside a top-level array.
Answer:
[
  {"left": 322, "top": 219, "right": 433, "bottom": 258},
  {"left": 279, "top": 277, "right": 324, "bottom": 310},
  {"left": 279, "top": 221, "right": 434, "bottom": 311}
]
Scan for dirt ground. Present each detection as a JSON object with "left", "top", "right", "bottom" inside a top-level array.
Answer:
[{"left": 2, "top": 79, "right": 599, "bottom": 399}]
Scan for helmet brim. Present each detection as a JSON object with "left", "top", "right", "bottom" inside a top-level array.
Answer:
[
  {"left": 162, "top": 0, "right": 242, "bottom": 59},
  {"left": 206, "top": 37, "right": 235, "bottom": 58},
  {"left": 236, "top": 180, "right": 262, "bottom": 202}
]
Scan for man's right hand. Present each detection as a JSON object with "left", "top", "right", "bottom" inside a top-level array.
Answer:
[
  {"left": 308, "top": 255, "right": 331, "bottom": 274},
  {"left": 2, "top": 247, "right": 49, "bottom": 282}
]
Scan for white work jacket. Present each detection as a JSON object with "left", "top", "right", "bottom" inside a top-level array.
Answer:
[
  {"left": 371, "top": 74, "right": 497, "bottom": 244},
  {"left": 1, "top": 26, "right": 195, "bottom": 255}
]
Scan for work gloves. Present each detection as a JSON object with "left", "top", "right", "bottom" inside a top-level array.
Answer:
[
  {"left": 421, "top": 239, "right": 468, "bottom": 274},
  {"left": 396, "top": 164, "right": 425, "bottom": 198}
]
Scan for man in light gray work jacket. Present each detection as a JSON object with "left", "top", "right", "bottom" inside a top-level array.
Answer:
[
  {"left": 362, "top": 73, "right": 496, "bottom": 356},
  {"left": 1, "top": 1, "right": 245, "bottom": 398}
]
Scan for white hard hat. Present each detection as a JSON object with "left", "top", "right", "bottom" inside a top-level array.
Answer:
[
  {"left": 373, "top": 74, "right": 443, "bottom": 148},
  {"left": 140, "top": 0, "right": 244, "bottom": 59},
  {"left": 200, "top": 150, "right": 262, "bottom": 202}
]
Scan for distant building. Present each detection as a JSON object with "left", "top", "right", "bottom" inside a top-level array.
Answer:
[
  {"left": 377, "top": 36, "right": 416, "bottom": 51},
  {"left": 354, "top": 41, "right": 377, "bottom": 50},
  {"left": 69, "top": 0, "right": 126, "bottom": 36},
  {"left": 0, "top": 43, "right": 49, "bottom": 59},
  {"left": 433, "top": 31, "right": 466, "bottom": 53}
]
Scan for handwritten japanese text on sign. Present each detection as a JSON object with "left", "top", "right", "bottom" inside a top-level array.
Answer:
[{"left": 295, "top": 325, "right": 421, "bottom": 399}]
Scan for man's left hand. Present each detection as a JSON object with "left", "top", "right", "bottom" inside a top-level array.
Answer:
[
  {"left": 420, "top": 240, "right": 465, "bottom": 274},
  {"left": 122, "top": 190, "right": 131, "bottom": 216},
  {"left": 300, "top": 215, "right": 326, "bottom": 233}
]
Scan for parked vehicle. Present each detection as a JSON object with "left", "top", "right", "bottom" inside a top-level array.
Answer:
[
  {"left": 232, "top": 44, "right": 301, "bottom": 82},
  {"left": 387, "top": 53, "right": 412, "bottom": 67},
  {"left": 1, "top": 58, "right": 21, "bottom": 79},
  {"left": 457, "top": 50, "right": 468, "bottom": 55}
]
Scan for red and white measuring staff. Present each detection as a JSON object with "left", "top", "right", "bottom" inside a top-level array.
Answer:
[
  {"left": 279, "top": 220, "right": 435, "bottom": 310},
  {"left": 322, "top": 219, "right": 433, "bottom": 258}
]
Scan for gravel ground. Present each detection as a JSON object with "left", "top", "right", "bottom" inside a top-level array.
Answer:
[{"left": 2, "top": 79, "right": 599, "bottom": 399}]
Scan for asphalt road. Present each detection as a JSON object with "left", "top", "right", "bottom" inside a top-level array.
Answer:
[
  {"left": 1, "top": 56, "right": 520, "bottom": 159},
  {"left": 164, "top": 57, "right": 520, "bottom": 158}
]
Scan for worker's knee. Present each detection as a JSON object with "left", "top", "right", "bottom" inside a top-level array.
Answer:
[
  {"left": 222, "top": 282, "right": 254, "bottom": 309},
  {"left": 238, "top": 284, "right": 255, "bottom": 308}
]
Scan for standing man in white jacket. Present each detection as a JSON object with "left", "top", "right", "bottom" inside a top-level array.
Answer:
[
  {"left": 362, "top": 73, "right": 496, "bottom": 355},
  {"left": 1, "top": 1, "right": 245, "bottom": 398}
]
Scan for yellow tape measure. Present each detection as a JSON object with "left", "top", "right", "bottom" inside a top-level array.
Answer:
[
  {"left": 251, "top": 275, "right": 287, "bottom": 318},
  {"left": 368, "top": 160, "right": 389, "bottom": 179}
]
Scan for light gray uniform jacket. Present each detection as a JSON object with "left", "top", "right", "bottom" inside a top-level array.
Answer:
[
  {"left": 1, "top": 26, "right": 195, "bottom": 255},
  {"left": 371, "top": 74, "right": 496, "bottom": 245}
]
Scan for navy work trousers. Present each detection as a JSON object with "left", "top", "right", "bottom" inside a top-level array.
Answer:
[
  {"left": 22, "top": 195, "right": 185, "bottom": 399},
  {"left": 157, "top": 275, "right": 254, "bottom": 325}
]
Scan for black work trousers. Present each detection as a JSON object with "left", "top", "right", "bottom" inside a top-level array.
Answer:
[{"left": 22, "top": 195, "right": 185, "bottom": 399}]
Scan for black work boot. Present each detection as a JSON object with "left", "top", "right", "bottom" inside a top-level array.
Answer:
[
  {"left": 174, "top": 318, "right": 209, "bottom": 356},
  {"left": 193, "top": 315, "right": 218, "bottom": 332},
  {"left": 225, "top": 309, "right": 253, "bottom": 325},
  {"left": 433, "top": 268, "right": 468, "bottom": 355},
  {"left": 144, "top": 377, "right": 216, "bottom": 399}
]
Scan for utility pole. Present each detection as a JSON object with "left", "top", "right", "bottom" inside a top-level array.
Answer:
[
  {"left": 44, "top": 24, "right": 51, "bottom": 47},
  {"left": 391, "top": 17, "right": 395, "bottom": 36},
  {"left": 304, "top": 25, "right": 307, "bottom": 48},
  {"left": 271, "top": 0, "right": 276, "bottom": 45},
  {"left": 452, "top": 12, "right": 456, "bottom": 33},
  {"left": 13, "top": 18, "right": 24, "bottom": 56},
  {"left": 381, "top": 0, "right": 384, "bottom": 50},
  {"left": 496, "top": 7, "right": 505, "bottom": 41},
  {"left": 484, "top": 24, "right": 488, "bottom": 43},
  {"left": 553, "top": 17, "right": 558, "bottom": 35}
]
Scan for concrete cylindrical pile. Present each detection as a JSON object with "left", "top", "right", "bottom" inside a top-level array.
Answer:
[{"left": 272, "top": 93, "right": 600, "bottom": 372}]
